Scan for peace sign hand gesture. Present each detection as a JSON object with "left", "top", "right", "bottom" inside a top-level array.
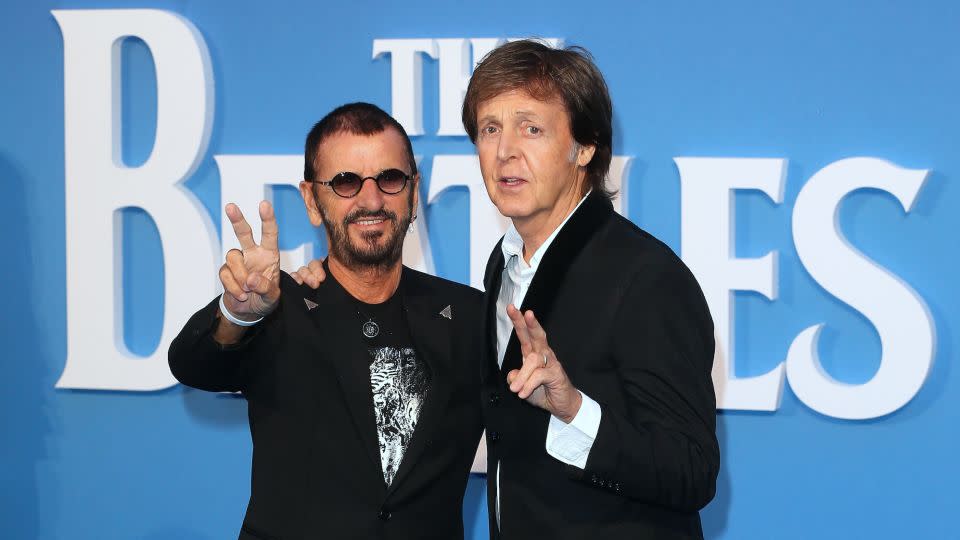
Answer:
[
  {"left": 505, "top": 304, "right": 583, "bottom": 423},
  {"left": 218, "top": 201, "right": 282, "bottom": 322}
]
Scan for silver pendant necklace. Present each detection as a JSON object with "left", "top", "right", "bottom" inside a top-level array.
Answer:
[
  {"left": 355, "top": 289, "right": 401, "bottom": 340},
  {"left": 356, "top": 308, "right": 380, "bottom": 339},
  {"left": 361, "top": 317, "right": 379, "bottom": 339}
]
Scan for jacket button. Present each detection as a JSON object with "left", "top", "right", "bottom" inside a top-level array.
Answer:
[
  {"left": 489, "top": 393, "right": 500, "bottom": 406},
  {"left": 489, "top": 431, "right": 501, "bottom": 444},
  {"left": 378, "top": 509, "right": 392, "bottom": 521}
]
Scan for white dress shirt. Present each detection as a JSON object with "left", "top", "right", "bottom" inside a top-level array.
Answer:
[{"left": 495, "top": 191, "right": 602, "bottom": 526}]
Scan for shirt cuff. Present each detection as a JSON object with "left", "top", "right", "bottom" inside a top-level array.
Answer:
[{"left": 545, "top": 391, "right": 602, "bottom": 469}]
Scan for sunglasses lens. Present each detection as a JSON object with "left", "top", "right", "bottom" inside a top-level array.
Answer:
[
  {"left": 377, "top": 169, "right": 408, "bottom": 194},
  {"left": 332, "top": 172, "right": 363, "bottom": 196}
]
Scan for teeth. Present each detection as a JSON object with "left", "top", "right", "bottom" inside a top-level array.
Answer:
[{"left": 355, "top": 219, "right": 384, "bottom": 225}]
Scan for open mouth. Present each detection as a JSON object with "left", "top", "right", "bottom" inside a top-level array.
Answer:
[
  {"left": 499, "top": 177, "right": 527, "bottom": 186},
  {"left": 351, "top": 218, "right": 386, "bottom": 226},
  {"left": 346, "top": 211, "right": 394, "bottom": 229}
]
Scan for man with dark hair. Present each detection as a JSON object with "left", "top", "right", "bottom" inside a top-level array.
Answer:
[
  {"left": 169, "top": 102, "right": 483, "bottom": 540},
  {"left": 465, "top": 40, "right": 719, "bottom": 539}
]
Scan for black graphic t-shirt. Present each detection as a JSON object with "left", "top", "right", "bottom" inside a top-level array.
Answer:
[{"left": 358, "top": 293, "right": 431, "bottom": 486}]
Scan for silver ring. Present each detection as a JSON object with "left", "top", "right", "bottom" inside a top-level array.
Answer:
[{"left": 542, "top": 353, "right": 548, "bottom": 368}]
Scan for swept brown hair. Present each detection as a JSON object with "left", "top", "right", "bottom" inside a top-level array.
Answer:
[{"left": 462, "top": 39, "right": 615, "bottom": 199}]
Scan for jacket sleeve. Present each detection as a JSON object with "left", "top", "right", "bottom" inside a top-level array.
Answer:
[
  {"left": 167, "top": 295, "right": 265, "bottom": 393},
  {"left": 577, "top": 262, "right": 720, "bottom": 512}
]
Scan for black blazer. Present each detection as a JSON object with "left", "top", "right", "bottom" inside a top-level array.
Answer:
[
  {"left": 169, "top": 268, "right": 484, "bottom": 540},
  {"left": 481, "top": 192, "right": 719, "bottom": 540}
]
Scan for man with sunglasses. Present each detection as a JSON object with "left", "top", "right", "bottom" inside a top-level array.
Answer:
[{"left": 169, "top": 102, "right": 484, "bottom": 540}]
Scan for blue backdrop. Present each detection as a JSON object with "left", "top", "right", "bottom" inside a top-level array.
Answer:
[{"left": 2, "top": 1, "right": 957, "bottom": 538}]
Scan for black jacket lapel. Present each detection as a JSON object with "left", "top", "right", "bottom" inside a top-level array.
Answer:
[
  {"left": 304, "top": 274, "right": 384, "bottom": 480},
  {"left": 500, "top": 192, "right": 613, "bottom": 375},
  {"left": 482, "top": 239, "right": 506, "bottom": 384},
  {"left": 385, "top": 268, "right": 453, "bottom": 494}
]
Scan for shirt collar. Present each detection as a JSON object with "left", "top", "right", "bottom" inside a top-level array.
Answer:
[{"left": 501, "top": 190, "right": 592, "bottom": 270}]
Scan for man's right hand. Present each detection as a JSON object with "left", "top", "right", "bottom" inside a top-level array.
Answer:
[
  {"left": 218, "top": 201, "right": 282, "bottom": 325},
  {"left": 290, "top": 258, "right": 327, "bottom": 289}
]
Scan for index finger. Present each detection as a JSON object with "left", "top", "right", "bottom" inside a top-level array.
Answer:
[
  {"left": 258, "top": 200, "right": 279, "bottom": 251},
  {"left": 506, "top": 304, "right": 534, "bottom": 356},
  {"left": 226, "top": 203, "right": 256, "bottom": 250},
  {"left": 523, "top": 310, "right": 550, "bottom": 348}
]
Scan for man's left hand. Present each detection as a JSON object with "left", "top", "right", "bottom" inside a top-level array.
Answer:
[
  {"left": 290, "top": 258, "right": 327, "bottom": 288},
  {"left": 505, "top": 304, "right": 582, "bottom": 423}
]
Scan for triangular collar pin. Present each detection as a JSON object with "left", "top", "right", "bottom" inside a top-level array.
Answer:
[
  {"left": 304, "top": 298, "right": 319, "bottom": 311},
  {"left": 439, "top": 305, "right": 452, "bottom": 320}
]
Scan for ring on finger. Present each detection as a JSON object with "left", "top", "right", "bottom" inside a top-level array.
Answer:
[{"left": 542, "top": 353, "right": 548, "bottom": 368}]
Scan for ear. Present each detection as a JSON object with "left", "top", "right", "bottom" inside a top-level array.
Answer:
[
  {"left": 576, "top": 144, "right": 596, "bottom": 168},
  {"left": 299, "top": 181, "right": 324, "bottom": 227}
]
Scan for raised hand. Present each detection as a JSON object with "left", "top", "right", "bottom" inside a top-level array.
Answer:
[
  {"left": 219, "top": 201, "right": 282, "bottom": 322},
  {"left": 290, "top": 258, "right": 327, "bottom": 288},
  {"left": 505, "top": 304, "right": 583, "bottom": 423}
]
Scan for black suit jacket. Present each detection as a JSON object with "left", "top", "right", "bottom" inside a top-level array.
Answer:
[
  {"left": 169, "top": 268, "right": 484, "bottom": 540},
  {"left": 481, "top": 192, "right": 719, "bottom": 539}
]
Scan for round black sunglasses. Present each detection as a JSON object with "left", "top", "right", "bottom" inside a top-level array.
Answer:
[{"left": 311, "top": 168, "right": 412, "bottom": 198}]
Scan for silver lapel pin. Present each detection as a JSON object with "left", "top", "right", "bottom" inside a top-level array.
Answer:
[
  {"left": 439, "top": 305, "right": 452, "bottom": 320},
  {"left": 304, "top": 298, "right": 319, "bottom": 311}
]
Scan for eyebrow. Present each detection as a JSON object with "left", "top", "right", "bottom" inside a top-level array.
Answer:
[
  {"left": 513, "top": 110, "right": 540, "bottom": 119},
  {"left": 478, "top": 109, "right": 543, "bottom": 123}
]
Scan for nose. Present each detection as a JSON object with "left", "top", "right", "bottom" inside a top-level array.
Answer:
[
  {"left": 497, "top": 127, "right": 519, "bottom": 163},
  {"left": 354, "top": 175, "right": 385, "bottom": 210}
]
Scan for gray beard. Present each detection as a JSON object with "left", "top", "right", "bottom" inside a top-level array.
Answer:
[{"left": 320, "top": 196, "right": 413, "bottom": 270}]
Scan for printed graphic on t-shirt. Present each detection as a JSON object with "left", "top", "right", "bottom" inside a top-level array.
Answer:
[{"left": 368, "top": 346, "right": 431, "bottom": 486}]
